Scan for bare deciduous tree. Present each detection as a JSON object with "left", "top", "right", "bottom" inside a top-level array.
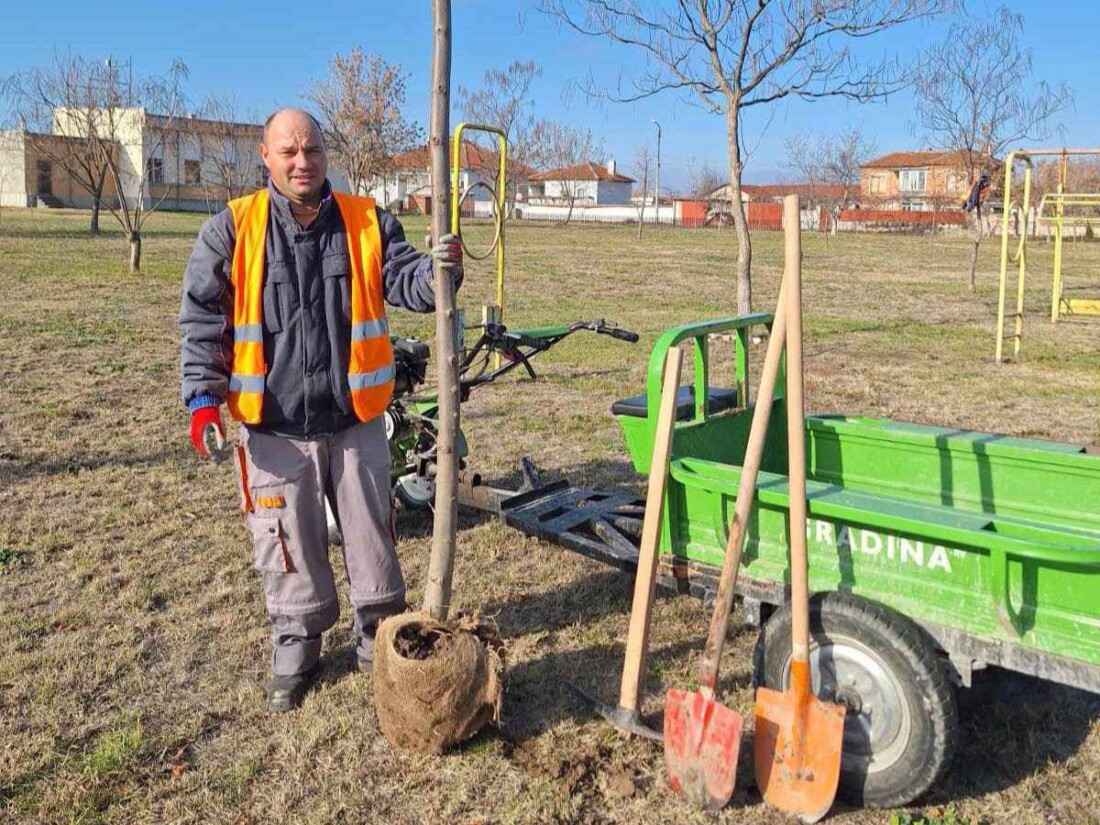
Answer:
[
  {"left": 823, "top": 127, "right": 875, "bottom": 209},
  {"left": 540, "top": 0, "right": 954, "bottom": 314},
  {"left": 785, "top": 127, "right": 875, "bottom": 234},
  {"left": 196, "top": 94, "right": 263, "bottom": 207},
  {"left": 4, "top": 53, "right": 122, "bottom": 233},
  {"left": 458, "top": 60, "right": 542, "bottom": 214},
  {"left": 633, "top": 142, "right": 652, "bottom": 238},
  {"left": 6, "top": 54, "right": 194, "bottom": 269},
  {"left": 306, "top": 48, "right": 421, "bottom": 200},
  {"left": 687, "top": 157, "right": 725, "bottom": 199},
  {"left": 530, "top": 120, "right": 604, "bottom": 225},
  {"left": 914, "top": 5, "right": 1072, "bottom": 291},
  {"left": 116, "top": 60, "right": 193, "bottom": 271},
  {"left": 783, "top": 133, "right": 827, "bottom": 234}
]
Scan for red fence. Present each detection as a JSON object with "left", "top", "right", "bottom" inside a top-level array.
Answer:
[
  {"left": 838, "top": 209, "right": 967, "bottom": 226},
  {"left": 747, "top": 202, "right": 783, "bottom": 230}
]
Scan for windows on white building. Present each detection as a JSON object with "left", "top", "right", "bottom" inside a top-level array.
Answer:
[{"left": 899, "top": 169, "right": 926, "bottom": 194}]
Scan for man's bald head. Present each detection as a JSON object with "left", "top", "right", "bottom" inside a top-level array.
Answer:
[
  {"left": 260, "top": 108, "right": 328, "bottom": 206},
  {"left": 263, "top": 108, "right": 325, "bottom": 147}
]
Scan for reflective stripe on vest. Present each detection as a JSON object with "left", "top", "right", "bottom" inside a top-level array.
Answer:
[{"left": 225, "top": 189, "right": 394, "bottom": 424}]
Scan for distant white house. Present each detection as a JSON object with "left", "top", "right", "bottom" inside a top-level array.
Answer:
[
  {"left": 529, "top": 160, "right": 635, "bottom": 206},
  {"left": 367, "top": 141, "right": 537, "bottom": 213}
]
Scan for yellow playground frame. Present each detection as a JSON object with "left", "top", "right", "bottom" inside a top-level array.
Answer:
[{"left": 997, "top": 147, "right": 1100, "bottom": 364}]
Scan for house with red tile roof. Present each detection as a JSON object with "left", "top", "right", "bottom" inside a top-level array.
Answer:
[
  {"left": 528, "top": 160, "right": 635, "bottom": 205},
  {"left": 859, "top": 150, "right": 997, "bottom": 211}
]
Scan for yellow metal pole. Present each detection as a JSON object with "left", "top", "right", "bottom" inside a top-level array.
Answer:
[
  {"left": 996, "top": 152, "right": 1018, "bottom": 364},
  {"left": 450, "top": 122, "right": 508, "bottom": 368},
  {"left": 496, "top": 134, "right": 507, "bottom": 321},
  {"left": 1013, "top": 163, "right": 1032, "bottom": 361},
  {"left": 1051, "top": 151, "right": 1067, "bottom": 322},
  {"left": 450, "top": 125, "right": 463, "bottom": 236}
]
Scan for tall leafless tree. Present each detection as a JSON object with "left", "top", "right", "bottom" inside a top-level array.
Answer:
[
  {"left": 914, "top": 5, "right": 1071, "bottom": 291},
  {"left": 4, "top": 53, "right": 121, "bottom": 233},
  {"left": 458, "top": 60, "right": 542, "bottom": 214},
  {"left": 785, "top": 127, "right": 875, "bottom": 233},
  {"left": 530, "top": 120, "right": 604, "bottom": 225},
  {"left": 822, "top": 127, "right": 875, "bottom": 209},
  {"left": 633, "top": 142, "right": 653, "bottom": 238},
  {"left": 306, "top": 48, "right": 421, "bottom": 201},
  {"left": 687, "top": 157, "right": 725, "bottom": 199},
  {"left": 540, "top": 0, "right": 954, "bottom": 314},
  {"left": 6, "top": 54, "right": 194, "bottom": 269},
  {"left": 195, "top": 94, "right": 263, "bottom": 207}
]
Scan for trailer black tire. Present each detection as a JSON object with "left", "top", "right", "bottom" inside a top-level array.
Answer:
[{"left": 753, "top": 591, "right": 958, "bottom": 809}]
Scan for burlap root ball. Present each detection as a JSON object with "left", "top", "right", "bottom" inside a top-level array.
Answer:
[{"left": 373, "top": 611, "right": 505, "bottom": 755}]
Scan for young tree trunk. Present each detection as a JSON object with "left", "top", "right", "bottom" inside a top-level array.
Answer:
[
  {"left": 966, "top": 209, "right": 983, "bottom": 292},
  {"left": 129, "top": 231, "right": 142, "bottom": 272},
  {"left": 562, "top": 194, "right": 575, "bottom": 226},
  {"left": 423, "top": 0, "right": 459, "bottom": 622},
  {"left": 90, "top": 166, "right": 107, "bottom": 234},
  {"left": 726, "top": 107, "right": 752, "bottom": 315}
]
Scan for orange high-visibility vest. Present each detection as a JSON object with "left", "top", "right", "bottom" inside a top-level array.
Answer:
[{"left": 225, "top": 188, "right": 395, "bottom": 424}]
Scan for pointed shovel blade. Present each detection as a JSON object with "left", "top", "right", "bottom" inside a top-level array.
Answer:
[{"left": 664, "top": 687, "right": 743, "bottom": 811}]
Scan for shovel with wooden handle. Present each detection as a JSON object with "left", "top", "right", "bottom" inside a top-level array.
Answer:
[
  {"left": 663, "top": 273, "right": 790, "bottom": 811},
  {"left": 569, "top": 346, "right": 683, "bottom": 741},
  {"left": 754, "top": 195, "right": 846, "bottom": 824}
]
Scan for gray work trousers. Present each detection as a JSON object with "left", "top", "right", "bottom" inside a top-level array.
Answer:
[{"left": 237, "top": 417, "right": 406, "bottom": 676}]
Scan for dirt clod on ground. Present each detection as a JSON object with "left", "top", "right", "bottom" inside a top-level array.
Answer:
[{"left": 374, "top": 611, "right": 506, "bottom": 755}]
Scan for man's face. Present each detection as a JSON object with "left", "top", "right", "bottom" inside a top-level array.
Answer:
[{"left": 260, "top": 112, "right": 327, "bottom": 204}]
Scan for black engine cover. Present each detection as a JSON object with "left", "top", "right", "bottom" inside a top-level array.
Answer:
[{"left": 392, "top": 337, "right": 430, "bottom": 395}]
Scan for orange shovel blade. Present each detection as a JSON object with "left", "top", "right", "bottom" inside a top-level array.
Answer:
[
  {"left": 664, "top": 687, "right": 743, "bottom": 810},
  {"left": 754, "top": 685, "right": 846, "bottom": 823}
]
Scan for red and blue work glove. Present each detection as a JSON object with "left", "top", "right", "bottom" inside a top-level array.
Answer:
[
  {"left": 188, "top": 394, "right": 231, "bottom": 462},
  {"left": 432, "top": 233, "right": 463, "bottom": 284}
]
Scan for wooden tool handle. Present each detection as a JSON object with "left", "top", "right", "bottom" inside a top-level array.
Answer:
[
  {"left": 782, "top": 195, "right": 812, "bottom": 699},
  {"left": 620, "top": 346, "right": 683, "bottom": 712},
  {"left": 697, "top": 278, "right": 790, "bottom": 692}
]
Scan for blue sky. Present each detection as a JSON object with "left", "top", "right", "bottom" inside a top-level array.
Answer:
[{"left": 1, "top": 0, "right": 1093, "bottom": 190}]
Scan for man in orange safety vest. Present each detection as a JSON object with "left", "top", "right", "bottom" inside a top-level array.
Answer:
[{"left": 179, "top": 108, "right": 461, "bottom": 711}]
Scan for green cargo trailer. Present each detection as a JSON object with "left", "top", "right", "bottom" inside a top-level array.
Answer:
[{"left": 609, "top": 313, "right": 1100, "bottom": 808}]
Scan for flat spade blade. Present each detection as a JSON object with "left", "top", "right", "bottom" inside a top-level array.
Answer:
[
  {"left": 754, "top": 681, "right": 846, "bottom": 824},
  {"left": 664, "top": 687, "right": 743, "bottom": 811}
]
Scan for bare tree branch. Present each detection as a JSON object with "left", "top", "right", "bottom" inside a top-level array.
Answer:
[
  {"left": 914, "top": 5, "right": 1073, "bottom": 291},
  {"left": 306, "top": 49, "right": 422, "bottom": 200},
  {"left": 540, "top": 0, "right": 956, "bottom": 313},
  {"left": 458, "top": 60, "right": 542, "bottom": 214}
]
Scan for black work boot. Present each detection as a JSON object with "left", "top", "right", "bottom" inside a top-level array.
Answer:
[
  {"left": 266, "top": 663, "right": 321, "bottom": 713},
  {"left": 356, "top": 633, "right": 376, "bottom": 672}
]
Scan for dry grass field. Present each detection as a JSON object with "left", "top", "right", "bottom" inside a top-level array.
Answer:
[{"left": 1, "top": 206, "right": 1098, "bottom": 824}]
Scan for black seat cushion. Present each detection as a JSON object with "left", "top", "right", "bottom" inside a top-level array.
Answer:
[{"left": 611, "top": 386, "right": 738, "bottom": 420}]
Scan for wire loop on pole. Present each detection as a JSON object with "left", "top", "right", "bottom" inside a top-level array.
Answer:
[{"left": 453, "top": 178, "right": 503, "bottom": 261}]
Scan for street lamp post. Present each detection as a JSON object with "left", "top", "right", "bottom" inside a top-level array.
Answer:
[{"left": 651, "top": 119, "right": 661, "bottom": 225}]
